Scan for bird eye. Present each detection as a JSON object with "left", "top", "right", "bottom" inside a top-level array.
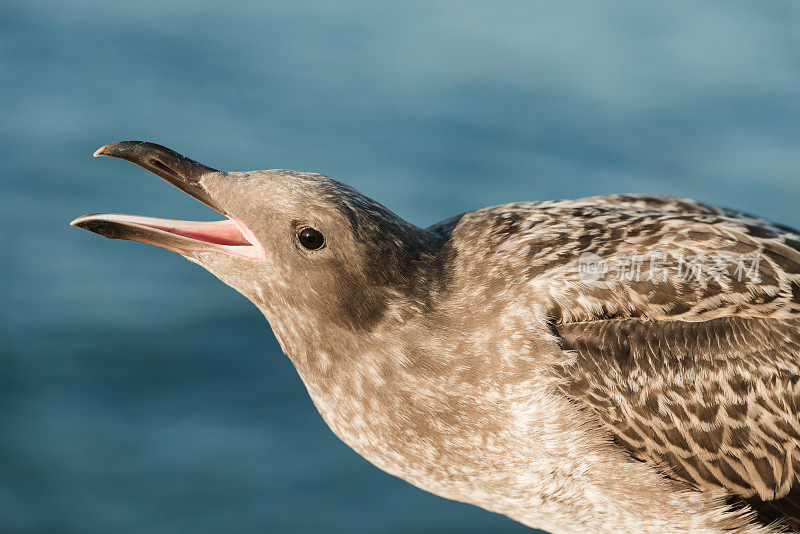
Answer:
[{"left": 298, "top": 227, "right": 325, "bottom": 250}]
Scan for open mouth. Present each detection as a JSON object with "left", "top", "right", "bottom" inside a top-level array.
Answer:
[{"left": 70, "top": 141, "right": 266, "bottom": 261}]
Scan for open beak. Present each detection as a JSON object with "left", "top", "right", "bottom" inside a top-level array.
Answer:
[{"left": 71, "top": 141, "right": 266, "bottom": 261}]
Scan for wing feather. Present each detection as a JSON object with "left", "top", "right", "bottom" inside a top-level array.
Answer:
[
  {"left": 553, "top": 316, "right": 800, "bottom": 528},
  {"left": 460, "top": 194, "right": 800, "bottom": 525}
]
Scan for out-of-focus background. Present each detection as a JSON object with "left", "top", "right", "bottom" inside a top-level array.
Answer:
[{"left": 2, "top": 1, "right": 799, "bottom": 533}]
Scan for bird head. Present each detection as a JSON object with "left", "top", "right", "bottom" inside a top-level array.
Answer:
[{"left": 72, "top": 142, "right": 436, "bottom": 358}]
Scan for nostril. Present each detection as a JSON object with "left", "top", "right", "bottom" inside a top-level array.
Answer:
[{"left": 150, "top": 158, "right": 178, "bottom": 178}]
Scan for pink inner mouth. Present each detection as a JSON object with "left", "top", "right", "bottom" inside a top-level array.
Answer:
[
  {"left": 143, "top": 219, "right": 253, "bottom": 247},
  {"left": 143, "top": 217, "right": 266, "bottom": 260}
]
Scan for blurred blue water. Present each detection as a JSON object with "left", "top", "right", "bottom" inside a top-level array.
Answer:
[{"left": 1, "top": 1, "right": 799, "bottom": 532}]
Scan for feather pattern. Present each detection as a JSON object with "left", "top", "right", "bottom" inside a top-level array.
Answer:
[
  {"left": 527, "top": 195, "right": 800, "bottom": 530},
  {"left": 555, "top": 317, "right": 800, "bottom": 497}
]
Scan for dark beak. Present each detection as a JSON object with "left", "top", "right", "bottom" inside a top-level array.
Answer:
[
  {"left": 70, "top": 141, "right": 266, "bottom": 261},
  {"left": 93, "top": 141, "right": 221, "bottom": 212}
]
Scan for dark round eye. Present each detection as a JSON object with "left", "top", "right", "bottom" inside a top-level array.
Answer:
[{"left": 298, "top": 227, "right": 325, "bottom": 250}]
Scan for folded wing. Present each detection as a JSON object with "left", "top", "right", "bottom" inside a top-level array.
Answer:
[{"left": 535, "top": 196, "right": 800, "bottom": 528}]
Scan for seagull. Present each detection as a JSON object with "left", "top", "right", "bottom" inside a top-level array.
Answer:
[{"left": 72, "top": 141, "right": 800, "bottom": 533}]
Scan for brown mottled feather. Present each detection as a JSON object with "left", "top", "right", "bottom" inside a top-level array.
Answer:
[
  {"left": 556, "top": 318, "right": 800, "bottom": 496},
  {"left": 539, "top": 195, "right": 800, "bottom": 529}
]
